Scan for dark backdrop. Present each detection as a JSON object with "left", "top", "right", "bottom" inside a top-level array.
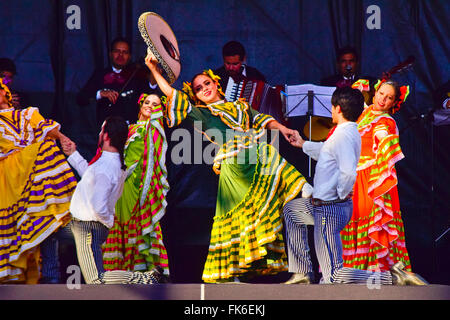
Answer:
[{"left": 0, "top": 0, "right": 448, "bottom": 284}]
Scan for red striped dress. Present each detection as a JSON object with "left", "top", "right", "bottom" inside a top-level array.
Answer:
[{"left": 341, "top": 105, "right": 412, "bottom": 272}]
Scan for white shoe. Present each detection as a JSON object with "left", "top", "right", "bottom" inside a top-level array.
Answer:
[{"left": 301, "top": 182, "right": 313, "bottom": 198}]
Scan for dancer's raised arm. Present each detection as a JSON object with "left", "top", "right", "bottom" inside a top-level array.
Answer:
[{"left": 144, "top": 51, "right": 174, "bottom": 98}]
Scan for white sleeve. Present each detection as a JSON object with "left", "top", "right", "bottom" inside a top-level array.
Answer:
[
  {"left": 90, "top": 172, "right": 114, "bottom": 223},
  {"left": 67, "top": 150, "right": 89, "bottom": 177},
  {"left": 302, "top": 141, "right": 323, "bottom": 161},
  {"left": 333, "top": 135, "right": 359, "bottom": 199}
]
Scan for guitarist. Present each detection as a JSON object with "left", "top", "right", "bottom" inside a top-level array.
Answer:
[{"left": 76, "top": 37, "right": 160, "bottom": 131}]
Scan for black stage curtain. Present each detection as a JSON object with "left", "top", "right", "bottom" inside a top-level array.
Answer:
[{"left": 0, "top": 0, "right": 448, "bottom": 284}]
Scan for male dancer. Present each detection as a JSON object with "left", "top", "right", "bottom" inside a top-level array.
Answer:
[
  {"left": 285, "top": 87, "right": 427, "bottom": 285},
  {"left": 62, "top": 116, "right": 167, "bottom": 284}
]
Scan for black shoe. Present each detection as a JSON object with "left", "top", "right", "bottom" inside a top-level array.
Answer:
[
  {"left": 284, "top": 273, "right": 313, "bottom": 284},
  {"left": 145, "top": 266, "right": 170, "bottom": 284},
  {"left": 390, "top": 262, "right": 428, "bottom": 286}
]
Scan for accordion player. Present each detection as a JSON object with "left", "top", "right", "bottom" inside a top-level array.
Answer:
[{"left": 222, "top": 75, "right": 285, "bottom": 124}]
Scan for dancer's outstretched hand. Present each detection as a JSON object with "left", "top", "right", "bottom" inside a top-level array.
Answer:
[
  {"left": 61, "top": 139, "right": 76, "bottom": 156},
  {"left": 289, "top": 130, "right": 305, "bottom": 148}
]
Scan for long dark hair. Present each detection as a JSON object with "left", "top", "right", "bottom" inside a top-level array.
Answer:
[
  {"left": 103, "top": 116, "right": 128, "bottom": 170},
  {"left": 331, "top": 87, "right": 365, "bottom": 122}
]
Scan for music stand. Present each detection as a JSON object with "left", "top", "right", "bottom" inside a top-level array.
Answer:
[
  {"left": 432, "top": 109, "right": 450, "bottom": 243},
  {"left": 283, "top": 84, "right": 335, "bottom": 177}
]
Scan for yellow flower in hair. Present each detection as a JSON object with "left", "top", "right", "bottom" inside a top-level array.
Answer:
[
  {"left": 182, "top": 81, "right": 199, "bottom": 103},
  {"left": 204, "top": 69, "right": 221, "bottom": 83},
  {"left": 0, "top": 77, "right": 13, "bottom": 107},
  {"left": 203, "top": 69, "right": 225, "bottom": 98}
]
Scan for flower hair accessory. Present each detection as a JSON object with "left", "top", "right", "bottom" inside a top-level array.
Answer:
[
  {"left": 391, "top": 85, "right": 410, "bottom": 114},
  {"left": 137, "top": 93, "right": 148, "bottom": 106},
  {"left": 160, "top": 95, "right": 167, "bottom": 106},
  {"left": 138, "top": 93, "right": 167, "bottom": 107},
  {"left": 374, "top": 79, "right": 410, "bottom": 114},
  {"left": 182, "top": 69, "right": 224, "bottom": 104},
  {"left": 0, "top": 77, "right": 13, "bottom": 107},
  {"left": 137, "top": 93, "right": 167, "bottom": 118},
  {"left": 374, "top": 79, "right": 387, "bottom": 91},
  {"left": 351, "top": 79, "right": 370, "bottom": 92},
  {"left": 182, "top": 81, "right": 197, "bottom": 103}
]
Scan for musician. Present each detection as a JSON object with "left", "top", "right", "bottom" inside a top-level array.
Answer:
[
  {"left": 433, "top": 80, "right": 450, "bottom": 110},
  {"left": 76, "top": 37, "right": 159, "bottom": 130},
  {"left": 213, "top": 40, "right": 266, "bottom": 93},
  {"left": 320, "top": 46, "right": 375, "bottom": 88}
]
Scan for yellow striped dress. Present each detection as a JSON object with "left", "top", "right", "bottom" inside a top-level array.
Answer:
[
  {"left": 0, "top": 107, "right": 77, "bottom": 283},
  {"left": 166, "top": 90, "right": 306, "bottom": 283}
]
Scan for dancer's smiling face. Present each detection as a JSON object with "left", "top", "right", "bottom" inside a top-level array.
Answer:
[
  {"left": 373, "top": 83, "right": 396, "bottom": 113},
  {"left": 139, "top": 94, "right": 161, "bottom": 120},
  {"left": 192, "top": 74, "right": 222, "bottom": 105}
]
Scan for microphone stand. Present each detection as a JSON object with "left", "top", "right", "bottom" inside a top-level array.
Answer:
[{"left": 399, "top": 107, "right": 441, "bottom": 277}]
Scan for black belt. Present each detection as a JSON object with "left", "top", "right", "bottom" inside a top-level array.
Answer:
[{"left": 311, "top": 198, "right": 351, "bottom": 206}]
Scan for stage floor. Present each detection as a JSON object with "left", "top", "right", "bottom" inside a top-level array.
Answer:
[{"left": 1, "top": 283, "right": 449, "bottom": 300}]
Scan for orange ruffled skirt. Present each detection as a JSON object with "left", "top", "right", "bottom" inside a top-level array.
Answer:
[{"left": 341, "top": 167, "right": 411, "bottom": 272}]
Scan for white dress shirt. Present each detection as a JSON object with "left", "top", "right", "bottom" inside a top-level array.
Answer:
[
  {"left": 303, "top": 121, "right": 361, "bottom": 201},
  {"left": 68, "top": 150, "right": 126, "bottom": 228}
]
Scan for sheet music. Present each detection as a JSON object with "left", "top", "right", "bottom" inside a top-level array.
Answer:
[{"left": 284, "top": 84, "right": 335, "bottom": 118}]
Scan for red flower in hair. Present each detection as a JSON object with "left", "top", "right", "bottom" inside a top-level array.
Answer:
[{"left": 391, "top": 85, "right": 410, "bottom": 114}]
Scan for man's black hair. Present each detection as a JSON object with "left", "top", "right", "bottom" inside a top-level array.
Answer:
[
  {"left": 110, "top": 37, "right": 132, "bottom": 54},
  {"left": 103, "top": 116, "right": 129, "bottom": 170},
  {"left": 222, "top": 41, "right": 246, "bottom": 60},
  {"left": 331, "top": 87, "right": 364, "bottom": 122},
  {"left": 0, "top": 58, "right": 17, "bottom": 75},
  {"left": 336, "top": 46, "right": 359, "bottom": 63}
]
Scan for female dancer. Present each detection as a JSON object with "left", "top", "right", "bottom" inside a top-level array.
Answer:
[
  {"left": 0, "top": 78, "right": 77, "bottom": 283},
  {"left": 341, "top": 79, "right": 412, "bottom": 271},
  {"left": 102, "top": 93, "right": 170, "bottom": 276},
  {"left": 145, "top": 52, "right": 309, "bottom": 283}
]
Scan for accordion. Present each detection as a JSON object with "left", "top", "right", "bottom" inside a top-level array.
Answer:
[{"left": 224, "top": 77, "right": 285, "bottom": 123}]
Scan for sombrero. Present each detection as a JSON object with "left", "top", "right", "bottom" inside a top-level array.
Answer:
[{"left": 138, "top": 12, "right": 181, "bottom": 84}]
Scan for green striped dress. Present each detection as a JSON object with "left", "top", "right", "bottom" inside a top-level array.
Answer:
[
  {"left": 167, "top": 90, "right": 306, "bottom": 283},
  {"left": 102, "top": 106, "right": 170, "bottom": 275}
]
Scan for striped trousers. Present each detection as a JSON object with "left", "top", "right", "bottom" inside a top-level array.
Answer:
[
  {"left": 283, "top": 198, "right": 393, "bottom": 285},
  {"left": 69, "top": 220, "right": 158, "bottom": 284}
]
